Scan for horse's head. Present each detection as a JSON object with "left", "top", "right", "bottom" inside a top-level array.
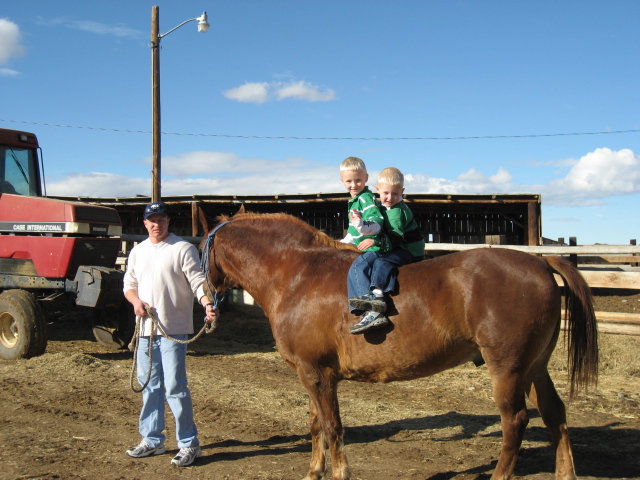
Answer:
[{"left": 199, "top": 215, "right": 237, "bottom": 308}]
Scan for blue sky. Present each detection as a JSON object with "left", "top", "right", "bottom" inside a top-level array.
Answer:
[{"left": 1, "top": 1, "right": 639, "bottom": 244}]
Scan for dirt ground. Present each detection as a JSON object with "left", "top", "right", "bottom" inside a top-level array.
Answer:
[{"left": 1, "top": 290, "right": 639, "bottom": 480}]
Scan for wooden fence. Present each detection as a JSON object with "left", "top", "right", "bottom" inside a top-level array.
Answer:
[{"left": 118, "top": 236, "right": 640, "bottom": 336}]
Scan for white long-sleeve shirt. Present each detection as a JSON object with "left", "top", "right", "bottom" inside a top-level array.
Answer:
[{"left": 123, "top": 233, "right": 207, "bottom": 336}]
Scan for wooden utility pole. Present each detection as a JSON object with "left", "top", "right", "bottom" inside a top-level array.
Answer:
[{"left": 151, "top": 5, "right": 161, "bottom": 203}]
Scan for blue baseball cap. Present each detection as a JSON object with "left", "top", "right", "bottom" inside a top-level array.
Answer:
[{"left": 143, "top": 202, "right": 169, "bottom": 220}]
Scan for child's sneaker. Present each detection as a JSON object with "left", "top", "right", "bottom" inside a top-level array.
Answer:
[
  {"left": 350, "top": 311, "right": 389, "bottom": 334},
  {"left": 348, "top": 292, "right": 387, "bottom": 312}
]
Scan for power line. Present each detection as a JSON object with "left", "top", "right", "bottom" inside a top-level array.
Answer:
[{"left": 1, "top": 118, "right": 639, "bottom": 141}]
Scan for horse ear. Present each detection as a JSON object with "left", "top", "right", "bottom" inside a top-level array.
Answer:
[
  {"left": 235, "top": 204, "right": 246, "bottom": 216},
  {"left": 198, "top": 207, "right": 209, "bottom": 234}
]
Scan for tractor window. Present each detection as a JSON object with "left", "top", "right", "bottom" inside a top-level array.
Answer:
[{"left": 0, "top": 146, "right": 40, "bottom": 196}]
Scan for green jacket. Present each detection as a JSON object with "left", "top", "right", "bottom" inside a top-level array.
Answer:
[
  {"left": 381, "top": 200, "right": 425, "bottom": 258},
  {"left": 345, "top": 187, "right": 385, "bottom": 251}
]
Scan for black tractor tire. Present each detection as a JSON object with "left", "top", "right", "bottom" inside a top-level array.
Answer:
[
  {"left": 0, "top": 289, "right": 47, "bottom": 359},
  {"left": 92, "top": 300, "right": 135, "bottom": 349},
  {"left": 5, "top": 289, "right": 48, "bottom": 356}
]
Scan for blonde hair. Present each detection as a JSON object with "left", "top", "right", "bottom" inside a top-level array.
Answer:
[
  {"left": 340, "top": 156, "right": 367, "bottom": 173},
  {"left": 378, "top": 167, "right": 404, "bottom": 186}
]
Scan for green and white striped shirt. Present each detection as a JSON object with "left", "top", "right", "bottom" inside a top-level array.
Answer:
[{"left": 342, "top": 187, "right": 385, "bottom": 251}]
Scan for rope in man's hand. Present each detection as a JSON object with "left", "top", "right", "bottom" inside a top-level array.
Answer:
[{"left": 128, "top": 305, "right": 218, "bottom": 393}]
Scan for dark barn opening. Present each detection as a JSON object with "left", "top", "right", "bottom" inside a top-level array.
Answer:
[{"left": 55, "top": 192, "right": 541, "bottom": 247}]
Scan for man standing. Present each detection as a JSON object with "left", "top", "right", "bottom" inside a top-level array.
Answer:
[{"left": 123, "top": 202, "right": 218, "bottom": 467}]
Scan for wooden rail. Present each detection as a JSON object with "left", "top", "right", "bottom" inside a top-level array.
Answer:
[
  {"left": 592, "top": 312, "right": 640, "bottom": 336},
  {"left": 424, "top": 243, "right": 640, "bottom": 291},
  {"left": 425, "top": 243, "right": 640, "bottom": 255}
]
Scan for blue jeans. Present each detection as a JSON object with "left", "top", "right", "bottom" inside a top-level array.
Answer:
[
  {"left": 136, "top": 335, "right": 199, "bottom": 448},
  {"left": 347, "top": 249, "right": 418, "bottom": 313}
]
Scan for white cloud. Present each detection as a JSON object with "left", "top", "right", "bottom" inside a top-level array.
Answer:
[
  {"left": 71, "top": 20, "right": 141, "bottom": 38},
  {"left": 0, "top": 67, "right": 19, "bottom": 77},
  {"left": 401, "top": 167, "right": 513, "bottom": 195},
  {"left": 41, "top": 161, "right": 527, "bottom": 198},
  {"left": 47, "top": 172, "right": 149, "bottom": 197},
  {"left": 46, "top": 157, "right": 343, "bottom": 197},
  {"left": 161, "top": 151, "right": 315, "bottom": 178},
  {"left": 457, "top": 166, "right": 512, "bottom": 186},
  {"left": 542, "top": 148, "right": 640, "bottom": 206},
  {"left": 43, "top": 16, "right": 142, "bottom": 39},
  {"left": 489, "top": 167, "right": 513, "bottom": 184},
  {"left": 401, "top": 173, "right": 461, "bottom": 194},
  {"left": 223, "top": 83, "right": 270, "bottom": 104},
  {"left": 555, "top": 148, "right": 639, "bottom": 193},
  {"left": 162, "top": 151, "right": 245, "bottom": 177},
  {"left": 0, "top": 18, "right": 26, "bottom": 65},
  {"left": 46, "top": 148, "right": 640, "bottom": 212},
  {"left": 275, "top": 80, "right": 336, "bottom": 102},
  {"left": 401, "top": 148, "right": 640, "bottom": 206},
  {"left": 158, "top": 166, "right": 342, "bottom": 196},
  {"left": 224, "top": 80, "right": 336, "bottom": 104}
]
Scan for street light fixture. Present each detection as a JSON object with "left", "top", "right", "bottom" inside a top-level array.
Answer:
[{"left": 150, "top": 6, "right": 209, "bottom": 202}]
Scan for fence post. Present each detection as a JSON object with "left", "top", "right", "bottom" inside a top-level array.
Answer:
[{"left": 569, "top": 237, "right": 577, "bottom": 266}]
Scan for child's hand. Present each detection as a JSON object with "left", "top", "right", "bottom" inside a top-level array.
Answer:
[
  {"left": 349, "top": 209, "right": 362, "bottom": 222},
  {"left": 358, "top": 239, "right": 375, "bottom": 250}
]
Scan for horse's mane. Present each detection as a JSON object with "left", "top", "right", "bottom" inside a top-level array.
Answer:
[{"left": 217, "top": 211, "right": 358, "bottom": 252}]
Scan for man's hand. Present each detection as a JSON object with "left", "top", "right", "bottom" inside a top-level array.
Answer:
[
  {"left": 124, "top": 289, "right": 150, "bottom": 318},
  {"left": 204, "top": 303, "right": 220, "bottom": 323},
  {"left": 358, "top": 238, "right": 375, "bottom": 250},
  {"left": 132, "top": 299, "right": 151, "bottom": 318}
]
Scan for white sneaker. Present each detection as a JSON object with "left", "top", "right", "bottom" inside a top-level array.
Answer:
[
  {"left": 126, "top": 440, "right": 166, "bottom": 458},
  {"left": 171, "top": 445, "right": 202, "bottom": 467},
  {"left": 350, "top": 311, "right": 389, "bottom": 334}
]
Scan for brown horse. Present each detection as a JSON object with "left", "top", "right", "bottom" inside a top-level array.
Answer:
[{"left": 200, "top": 209, "right": 598, "bottom": 480}]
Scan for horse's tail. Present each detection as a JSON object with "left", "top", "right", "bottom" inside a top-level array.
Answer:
[{"left": 545, "top": 256, "right": 599, "bottom": 397}]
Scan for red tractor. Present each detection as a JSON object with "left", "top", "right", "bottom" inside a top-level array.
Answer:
[{"left": 0, "top": 128, "right": 133, "bottom": 359}]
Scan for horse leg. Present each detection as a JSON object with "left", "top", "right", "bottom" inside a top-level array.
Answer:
[
  {"left": 490, "top": 372, "right": 529, "bottom": 480},
  {"left": 299, "top": 368, "right": 351, "bottom": 480},
  {"left": 526, "top": 369, "right": 577, "bottom": 480},
  {"left": 304, "top": 396, "right": 327, "bottom": 480}
]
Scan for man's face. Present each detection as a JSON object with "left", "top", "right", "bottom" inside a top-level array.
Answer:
[
  {"left": 144, "top": 213, "right": 170, "bottom": 243},
  {"left": 376, "top": 183, "right": 404, "bottom": 208},
  {"left": 340, "top": 169, "right": 368, "bottom": 197}
]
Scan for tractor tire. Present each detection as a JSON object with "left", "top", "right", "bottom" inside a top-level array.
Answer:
[
  {"left": 0, "top": 289, "right": 47, "bottom": 359},
  {"left": 4, "top": 289, "right": 48, "bottom": 356},
  {"left": 92, "top": 300, "right": 135, "bottom": 349}
]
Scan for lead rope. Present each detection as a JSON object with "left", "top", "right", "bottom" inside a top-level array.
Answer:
[{"left": 128, "top": 306, "right": 218, "bottom": 393}]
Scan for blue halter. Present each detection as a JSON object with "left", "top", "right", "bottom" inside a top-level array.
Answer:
[{"left": 200, "top": 221, "right": 230, "bottom": 309}]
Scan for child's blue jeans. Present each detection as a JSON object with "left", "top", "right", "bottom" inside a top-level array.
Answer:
[{"left": 347, "top": 248, "right": 417, "bottom": 313}]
